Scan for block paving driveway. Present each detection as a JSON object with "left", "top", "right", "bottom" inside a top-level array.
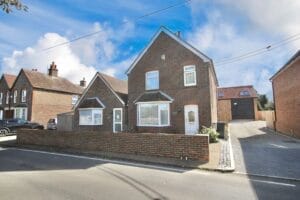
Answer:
[{"left": 230, "top": 120, "right": 300, "bottom": 180}]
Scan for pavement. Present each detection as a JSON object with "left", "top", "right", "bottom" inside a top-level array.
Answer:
[
  {"left": 230, "top": 120, "right": 300, "bottom": 180},
  {"left": 0, "top": 146, "right": 299, "bottom": 200}
]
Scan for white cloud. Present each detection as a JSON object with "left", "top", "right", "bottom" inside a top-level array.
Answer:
[
  {"left": 187, "top": 1, "right": 300, "bottom": 98},
  {"left": 1, "top": 21, "right": 135, "bottom": 84}
]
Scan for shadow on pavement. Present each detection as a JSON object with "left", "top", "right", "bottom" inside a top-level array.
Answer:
[{"left": 233, "top": 121, "right": 300, "bottom": 200}]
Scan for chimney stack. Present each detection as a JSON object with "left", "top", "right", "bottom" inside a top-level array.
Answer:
[
  {"left": 80, "top": 77, "right": 86, "bottom": 87},
  {"left": 176, "top": 31, "right": 181, "bottom": 38},
  {"left": 48, "top": 61, "right": 58, "bottom": 77}
]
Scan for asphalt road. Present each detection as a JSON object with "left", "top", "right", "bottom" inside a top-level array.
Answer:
[
  {"left": 0, "top": 145, "right": 299, "bottom": 200},
  {"left": 230, "top": 120, "right": 300, "bottom": 179}
]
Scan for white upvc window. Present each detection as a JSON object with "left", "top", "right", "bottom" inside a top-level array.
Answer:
[
  {"left": 0, "top": 93, "right": 2, "bottom": 105},
  {"left": 79, "top": 108, "right": 103, "bottom": 125},
  {"left": 72, "top": 95, "right": 79, "bottom": 105},
  {"left": 137, "top": 102, "right": 170, "bottom": 126},
  {"left": 21, "top": 89, "right": 27, "bottom": 102},
  {"left": 6, "top": 91, "right": 9, "bottom": 104},
  {"left": 184, "top": 65, "right": 197, "bottom": 86},
  {"left": 14, "top": 107, "right": 27, "bottom": 120},
  {"left": 13, "top": 90, "right": 17, "bottom": 103},
  {"left": 145, "top": 71, "right": 159, "bottom": 90}
]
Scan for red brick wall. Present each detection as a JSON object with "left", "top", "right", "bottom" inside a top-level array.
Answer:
[
  {"left": 128, "top": 32, "right": 215, "bottom": 133},
  {"left": 73, "top": 76, "right": 126, "bottom": 132},
  {"left": 272, "top": 58, "right": 300, "bottom": 138},
  {"left": 17, "top": 130, "right": 209, "bottom": 162}
]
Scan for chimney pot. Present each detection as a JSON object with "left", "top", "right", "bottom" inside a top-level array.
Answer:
[
  {"left": 176, "top": 31, "right": 181, "bottom": 38},
  {"left": 48, "top": 61, "right": 58, "bottom": 77},
  {"left": 80, "top": 77, "right": 86, "bottom": 87}
]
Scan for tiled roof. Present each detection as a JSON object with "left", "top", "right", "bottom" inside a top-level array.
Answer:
[
  {"left": 134, "top": 91, "right": 173, "bottom": 103},
  {"left": 3, "top": 74, "right": 16, "bottom": 89},
  {"left": 100, "top": 73, "right": 128, "bottom": 94},
  {"left": 218, "top": 85, "right": 258, "bottom": 100},
  {"left": 23, "top": 69, "right": 84, "bottom": 94}
]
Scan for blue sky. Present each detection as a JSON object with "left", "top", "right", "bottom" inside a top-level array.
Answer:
[{"left": 1, "top": 0, "right": 299, "bottom": 98}]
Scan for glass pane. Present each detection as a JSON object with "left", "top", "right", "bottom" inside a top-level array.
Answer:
[
  {"left": 160, "top": 109, "right": 168, "bottom": 125},
  {"left": 185, "top": 72, "right": 195, "bottom": 85},
  {"left": 79, "top": 110, "right": 92, "bottom": 125},
  {"left": 114, "top": 124, "right": 122, "bottom": 132},
  {"left": 140, "top": 104, "right": 159, "bottom": 125},
  {"left": 188, "top": 111, "right": 195, "bottom": 122},
  {"left": 146, "top": 71, "right": 159, "bottom": 90},
  {"left": 114, "top": 110, "right": 122, "bottom": 123},
  {"left": 93, "top": 110, "right": 102, "bottom": 125}
]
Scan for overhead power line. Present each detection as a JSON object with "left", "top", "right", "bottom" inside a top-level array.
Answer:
[
  {"left": 42, "top": 0, "right": 192, "bottom": 52},
  {"left": 215, "top": 33, "right": 300, "bottom": 66}
]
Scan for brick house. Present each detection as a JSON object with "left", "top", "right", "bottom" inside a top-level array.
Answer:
[
  {"left": 217, "top": 85, "right": 258, "bottom": 122},
  {"left": 270, "top": 50, "right": 300, "bottom": 138},
  {"left": 126, "top": 27, "right": 218, "bottom": 134},
  {"left": 10, "top": 62, "right": 84, "bottom": 126},
  {"left": 73, "top": 72, "right": 128, "bottom": 133},
  {"left": 0, "top": 74, "right": 16, "bottom": 119}
]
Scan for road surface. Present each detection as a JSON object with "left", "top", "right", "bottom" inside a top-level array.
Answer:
[{"left": 0, "top": 144, "right": 299, "bottom": 200}]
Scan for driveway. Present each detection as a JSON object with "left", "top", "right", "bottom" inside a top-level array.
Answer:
[{"left": 230, "top": 120, "right": 300, "bottom": 179}]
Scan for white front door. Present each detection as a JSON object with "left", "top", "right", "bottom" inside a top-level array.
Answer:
[
  {"left": 113, "top": 108, "right": 122, "bottom": 133},
  {"left": 184, "top": 105, "right": 199, "bottom": 135}
]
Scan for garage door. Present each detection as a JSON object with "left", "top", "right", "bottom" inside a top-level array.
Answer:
[{"left": 231, "top": 98, "right": 254, "bottom": 119}]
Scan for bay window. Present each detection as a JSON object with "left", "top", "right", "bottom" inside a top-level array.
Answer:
[
  {"left": 79, "top": 108, "right": 103, "bottom": 125},
  {"left": 14, "top": 108, "right": 27, "bottom": 120},
  {"left": 145, "top": 71, "right": 159, "bottom": 90},
  {"left": 184, "top": 65, "right": 196, "bottom": 86},
  {"left": 138, "top": 103, "right": 170, "bottom": 126}
]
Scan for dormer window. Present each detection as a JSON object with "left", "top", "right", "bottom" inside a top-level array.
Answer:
[
  {"left": 240, "top": 90, "right": 250, "bottom": 96},
  {"left": 218, "top": 91, "right": 224, "bottom": 97},
  {"left": 184, "top": 65, "right": 196, "bottom": 86},
  {"left": 145, "top": 71, "right": 159, "bottom": 90}
]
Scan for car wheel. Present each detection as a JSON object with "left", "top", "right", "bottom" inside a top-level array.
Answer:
[{"left": 0, "top": 128, "right": 9, "bottom": 136}]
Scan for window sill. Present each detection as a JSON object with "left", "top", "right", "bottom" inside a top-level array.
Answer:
[{"left": 137, "top": 125, "right": 170, "bottom": 127}]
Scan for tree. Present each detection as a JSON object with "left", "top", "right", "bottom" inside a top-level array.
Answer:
[
  {"left": 257, "top": 94, "right": 274, "bottom": 110},
  {"left": 0, "top": 0, "right": 28, "bottom": 13}
]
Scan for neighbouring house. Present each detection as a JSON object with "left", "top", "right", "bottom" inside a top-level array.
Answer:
[
  {"left": 126, "top": 26, "right": 218, "bottom": 135},
  {"left": 73, "top": 72, "right": 128, "bottom": 133},
  {"left": 217, "top": 85, "right": 259, "bottom": 122},
  {"left": 270, "top": 50, "right": 300, "bottom": 139},
  {"left": 0, "top": 74, "right": 17, "bottom": 119},
  {"left": 10, "top": 62, "right": 84, "bottom": 126}
]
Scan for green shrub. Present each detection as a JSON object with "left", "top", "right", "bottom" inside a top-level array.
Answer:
[{"left": 199, "top": 126, "right": 219, "bottom": 143}]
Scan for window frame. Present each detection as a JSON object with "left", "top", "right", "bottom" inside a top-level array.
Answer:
[
  {"left": 0, "top": 92, "right": 2, "bottom": 105},
  {"left": 137, "top": 102, "right": 170, "bottom": 127},
  {"left": 6, "top": 91, "right": 9, "bottom": 104},
  {"left": 184, "top": 65, "right": 197, "bottom": 87},
  {"left": 14, "top": 107, "right": 27, "bottom": 120},
  {"left": 240, "top": 90, "right": 250, "bottom": 96},
  {"left": 21, "top": 89, "right": 27, "bottom": 103},
  {"left": 145, "top": 70, "right": 159, "bottom": 90},
  {"left": 72, "top": 95, "right": 79, "bottom": 105},
  {"left": 79, "top": 108, "right": 103, "bottom": 126},
  {"left": 13, "top": 90, "right": 17, "bottom": 103}
]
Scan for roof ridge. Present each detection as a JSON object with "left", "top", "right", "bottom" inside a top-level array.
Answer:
[{"left": 218, "top": 85, "right": 253, "bottom": 89}]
